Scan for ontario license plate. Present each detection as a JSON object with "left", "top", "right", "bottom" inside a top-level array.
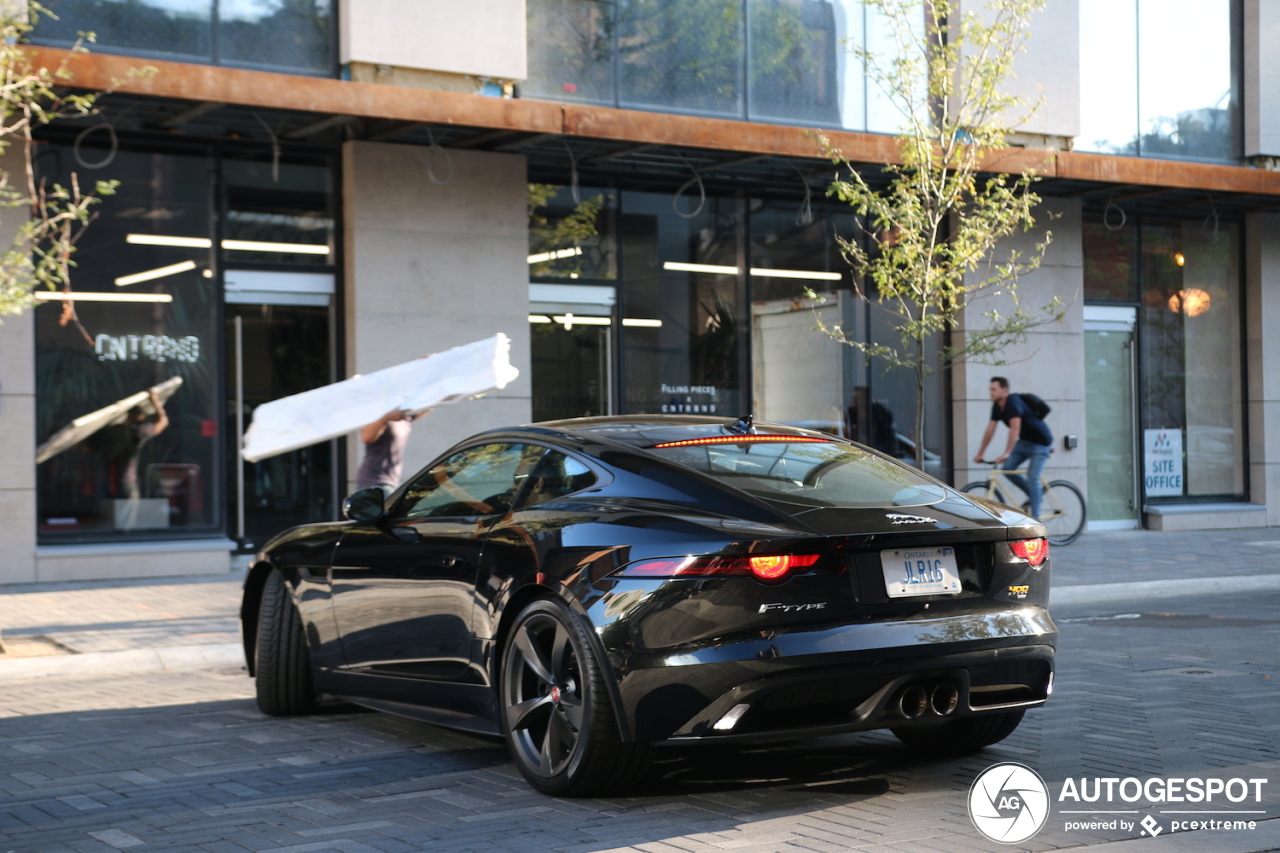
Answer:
[{"left": 880, "top": 547, "right": 962, "bottom": 598}]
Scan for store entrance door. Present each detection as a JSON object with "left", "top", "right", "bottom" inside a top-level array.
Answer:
[
  {"left": 1084, "top": 306, "right": 1140, "bottom": 528},
  {"left": 529, "top": 283, "right": 615, "bottom": 421},
  {"left": 227, "top": 271, "right": 338, "bottom": 550}
]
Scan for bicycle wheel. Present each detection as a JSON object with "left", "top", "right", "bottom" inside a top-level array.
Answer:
[
  {"left": 1040, "top": 480, "right": 1086, "bottom": 546},
  {"left": 961, "top": 481, "right": 1011, "bottom": 506}
]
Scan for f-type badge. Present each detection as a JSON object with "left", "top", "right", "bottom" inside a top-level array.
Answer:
[{"left": 886, "top": 513, "right": 938, "bottom": 525}]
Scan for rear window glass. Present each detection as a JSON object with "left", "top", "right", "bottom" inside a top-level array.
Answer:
[{"left": 650, "top": 440, "right": 945, "bottom": 508}]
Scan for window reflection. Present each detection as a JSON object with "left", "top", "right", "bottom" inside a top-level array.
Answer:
[
  {"left": 1137, "top": 0, "right": 1234, "bottom": 161},
  {"left": 1078, "top": 0, "right": 1236, "bottom": 160},
  {"left": 219, "top": 0, "right": 333, "bottom": 73},
  {"left": 33, "top": 0, "right": 333, "bottom": 75},
  {"left": 525, "top": 0, "right": 616, "bottom": 104},
  {"left": 525, "top": 0, "right": 901, "bottom": 131},
  {"left": 223, "top": 159, "right": 335, "bottom": 265},
  {"left": 618, "top": 0, "right": 745, "bottom": 116},
  {"left": 1140, "top": 220, "right": 1243, "bottom": 497},
  {"left": 620, "top": 192, "right": 743, "bottom": 416},
  {"left": 39, "top": 0, "right": 211, "bottom": 59},
  {"left": 35, "top": 148, "right": 221, "bottom": 538}
]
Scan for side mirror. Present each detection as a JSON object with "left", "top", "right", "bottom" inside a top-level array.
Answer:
[{"left": 343, "top": 487, "right": 387, "bottom": 521}]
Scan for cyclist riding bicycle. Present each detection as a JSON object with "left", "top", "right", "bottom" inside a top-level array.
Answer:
[{"left": 973, "top": 376, "right": 1053, "bottom": 519}]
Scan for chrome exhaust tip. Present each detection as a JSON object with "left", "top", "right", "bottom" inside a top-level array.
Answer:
[
  {"left": 898, "top": 685, "right": 928, "bottom": 719},
  {"left": 930, "top": 682, "right": 959, "bottom": 716}
]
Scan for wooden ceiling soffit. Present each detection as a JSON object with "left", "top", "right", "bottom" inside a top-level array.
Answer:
[
  {"left": 31, "top": 47, "right": 1280, "bottom": 198},
  {"left": 1058, "top": 151, "right": 1280, "bottom": 196},
  {"left": 31, "top": 47, "right": 562, "bottom": 135}
]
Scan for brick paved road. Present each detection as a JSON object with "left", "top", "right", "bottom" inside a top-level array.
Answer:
[{"left": 1, "top": 585, "right": 1277, "bottom": 852}]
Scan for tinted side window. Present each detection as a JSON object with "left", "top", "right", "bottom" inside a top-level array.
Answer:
[
  {"left": 397, "top": 443, "right": 545, "bottom": 518},
  {"left": 519, "top": 451, "right": 597, "bottom": 509}
]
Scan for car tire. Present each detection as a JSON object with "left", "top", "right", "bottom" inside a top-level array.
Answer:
[
  {"left": 499, "top": 598, "right": 650, "bottom": 797},
  {"left": 255, "top": 569, "right": 319, "bottom": 716},
  {"left": 891, "top": 709, "right": 1025, "bottom": 752}
]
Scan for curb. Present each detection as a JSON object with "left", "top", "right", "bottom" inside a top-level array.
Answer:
[
  {"left": 1052, "top": 574, "right": 1280, "bottom": 606},
  {"left": 0, "top": 643, "right": 243, "bottom": 681}
]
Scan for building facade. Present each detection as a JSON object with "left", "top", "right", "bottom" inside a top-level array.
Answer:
[{"left": 3, "top": 0, "right": 1279, "bottom": 584}]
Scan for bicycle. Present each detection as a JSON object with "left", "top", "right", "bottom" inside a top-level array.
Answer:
[{"left": 961, "top": 461, "right": 1087, "bottom": 546}]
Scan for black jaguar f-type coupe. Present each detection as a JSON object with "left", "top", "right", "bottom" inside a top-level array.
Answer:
[{"left": 241, "top": 416, "right": 1056, "bottom": 796}]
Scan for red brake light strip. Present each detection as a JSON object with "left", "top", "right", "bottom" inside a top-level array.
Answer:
[{"left": 651, "top": 435, "right": 832, "bottom": 448}]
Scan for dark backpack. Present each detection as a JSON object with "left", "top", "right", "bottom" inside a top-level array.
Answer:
[{"left": 1016, "top": 393, "right": 1051, "bottom": 420}]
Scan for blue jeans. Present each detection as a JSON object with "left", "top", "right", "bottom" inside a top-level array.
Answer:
[{"left": 1004, "top": 440, "right": 1051, "bottom": 519}]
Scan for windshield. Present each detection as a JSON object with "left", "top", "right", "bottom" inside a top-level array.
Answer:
[{"left": 650, "top": 440, "right": 946, "bottom": 509}]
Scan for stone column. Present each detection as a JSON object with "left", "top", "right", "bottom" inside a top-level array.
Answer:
[{"left": 342, "top": 141, "right": 532, "bottom": 493}]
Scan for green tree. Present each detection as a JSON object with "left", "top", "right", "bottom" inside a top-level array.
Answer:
[
  {"left": 812, "top": 0, "right": 1063, "bottom": 468},
  {"left": 0, "top": 3, "right": 151, "bottom": 319}
]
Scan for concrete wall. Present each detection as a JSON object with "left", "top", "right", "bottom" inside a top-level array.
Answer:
[
  {"left": 1245, "top": 213, "right": 1280, "bottom": 524},
  {"left": 342, "top": 141, "right": 531, "bottom": 494},
  {"left": 1244, "top": 0, "right": 1280, "bottom": 157},
  {"left": 0, "top": 145, "right": 36, "bottom": 585},
  {"left": 339, "top": 0, "right": 527, "bottom": 83},
  {"left": 951, "top": 199, "right": 1086, "bottom": 496}
]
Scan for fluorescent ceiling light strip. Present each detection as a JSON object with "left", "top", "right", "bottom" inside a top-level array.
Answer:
[
  {"left": 663, "top": 261, "right": 739, "bottom": 275},
  {"left": 553, "top": 315, "right": 611, "bottom": 326},
  {"left": 115, "top": 260, "right": 198, "bottom": 287},
  {"left": 128, "top": 233, "right": 331, "bottom": 255},
  {"left": 527, "top": 247, "right": 584, "bottom": 264},
  {"left": 621, "top": 318, "right": 662, "bottom": 327},
  {"left": 34, "top": 291, "right": 174, "bottom": 303},
  {"left": 222, "top": 239, "right": 331, "bottom": 255},
  {"left": 749, "top": 267, "right": 842, "bottom": 281},
  {"left": 127, "top": 234, "right": 213, "bottom": 248}
]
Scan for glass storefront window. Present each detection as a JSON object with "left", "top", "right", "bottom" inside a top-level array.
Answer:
[
  {"left": 35, "top": 147, "right": 221, "bottom": 538},
  {"left": 528, "top": 185, "right": 617, "bottom": 280},
  {"left": 620, "top": 191, "right": 745, "bottom": 416},
  {"left": 33, "top": 0, "right": 334, "bottom": 75},
  {"left": 1140, "top": 220, "right": 1244, "bottom": 498},
  {"left": 223, "top": 158, "right": 335, "bottom": 266},
  {"left": 617, "top": 0, "right": 745, "bottom": 117},
  {"left": 1077, "top": 0, "right": 1137, "bottom": 155},
  {"left": 1083, "top": 218, "right": 1139, "bottom": 302},
  {"left": 524, "top": 0, "right": 907, "bottom": 131},
  {"left": 747, "top": 197, "right": 944, "bottom": 474},
  {"left": 747, "top": 0, "right": 860, "bottom": 128},
  {"left": 218, "top": 0, "right": 332, "bottom": 73},
  {"left": 1078, "top": 0, "right": 1236, "bottom": 160},
  {"left": 37, "top": 0, "right": 212, "bottom": 61},
  {"left": 524, "top": 0, "right": 617, "bottom": 105}
]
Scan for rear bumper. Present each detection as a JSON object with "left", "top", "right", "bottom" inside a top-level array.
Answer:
[{"left": 607, "top": 607, "right": 1056, "bottom": 742}]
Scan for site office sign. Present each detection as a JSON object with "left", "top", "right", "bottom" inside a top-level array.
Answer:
[
  {"left": 1144, "top": 428, "right": 1184, "bottom": 497},
  {"left": 969, "top": 764, "right": 1270, "bottom": 844}
]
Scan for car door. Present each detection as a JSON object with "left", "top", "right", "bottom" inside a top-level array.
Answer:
[{"left": 330, "top": 442, "right": 546, "bottom": 682}]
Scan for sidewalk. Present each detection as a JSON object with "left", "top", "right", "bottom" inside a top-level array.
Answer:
[{"left": 2, "top": 526, "right": 1278, "bottom": 680}]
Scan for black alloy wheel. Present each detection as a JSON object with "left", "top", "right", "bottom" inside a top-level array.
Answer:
[
  {"left": 255, "top": 569, "right": 319, "bottom": 716},
  {"left": 499, "top": 598, "right": 649, "bottom": 796}
]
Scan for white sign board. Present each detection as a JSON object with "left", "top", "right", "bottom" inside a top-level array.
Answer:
[
  {"left": 1143, "top": 428, "right": 1184, "bottom": 497},
  {"left": 242, "top": 334, "right": 519, "bottom": 462}
]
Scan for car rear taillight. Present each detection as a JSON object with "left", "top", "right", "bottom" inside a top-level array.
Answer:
[
  {"left": 1009, "top": 538, "right": 1048, "bottom": 567},
  {"left": 616, "top": 553, "right": 822, "bottom": 583}
]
